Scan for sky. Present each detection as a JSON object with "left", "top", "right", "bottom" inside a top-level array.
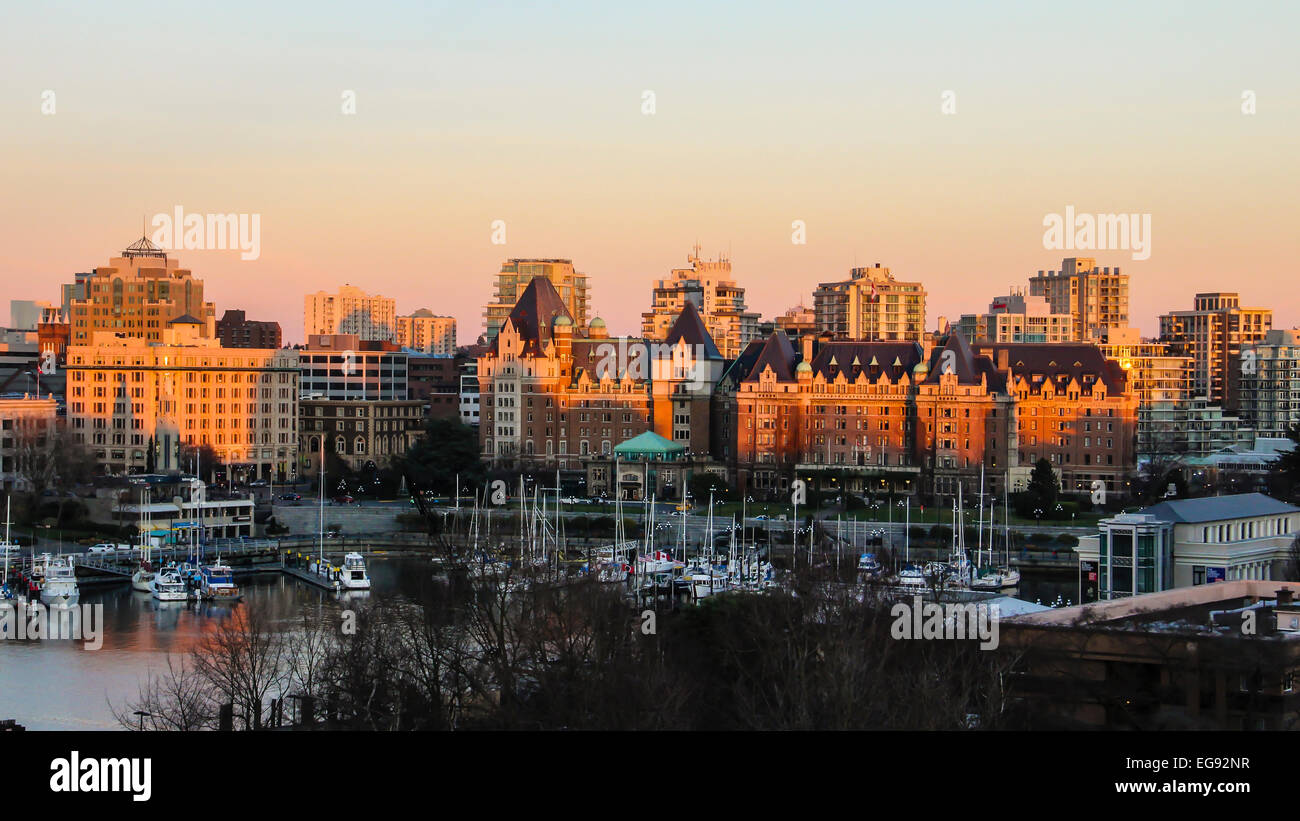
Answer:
[{"left": 1, "top": 0, "right": 1297, "bottom": 344}]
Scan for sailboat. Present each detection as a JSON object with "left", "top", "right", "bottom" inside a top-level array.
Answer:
[
  {"left": 1, "top": 496, "right": 17, "bottom": 600},
  {"left": 131, "top": 488, "right": 156, "bottom": 593},
  {"left": 971, "top": 472, "right": 1021, "bottom": 590}
]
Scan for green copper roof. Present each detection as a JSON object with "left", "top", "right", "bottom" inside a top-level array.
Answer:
[{"left": 613, "top": 430, "right": 686, "bottom": 456}]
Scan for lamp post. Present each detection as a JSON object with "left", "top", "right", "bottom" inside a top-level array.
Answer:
[{"left": 133, "top": 710, "right": 152, "bottom": 731}]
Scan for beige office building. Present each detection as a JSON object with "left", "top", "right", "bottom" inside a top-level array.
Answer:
[
  {"left": 395, "top": 309, "right": 457, "bottom": 355},
  {"left": 812, "top": 264, "right": 926, "bottom": 343},
  {"left": 484, "top": 259, "right": 590, "bottom": 343},
  {"left": 69, "top": 237, "right": 216, "bottom": 345},
  {"left": 641, "top": 247, "right": 760, "bottom": 359},
  {"left": 304, "top": 285, "right": 397, "bottom": 343},
  {"left": 66, "top": 319, "right": 299, "bottom": 480},
  {"left": 1028, "top": 257, "right": 1129, "bottom": 343}
]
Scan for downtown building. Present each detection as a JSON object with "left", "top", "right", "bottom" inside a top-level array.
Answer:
[
  {"left": 641, "top": 246, "right": 761, "bottom": 360},
  {"left": 812, "top": 264, "right": 927, "bottom": 343},
  {"left": 956, "top": 289, "right": 1074, "bottom": 344},
  {"left": 1235, "top": 328, "right": 1300, "bottom": 439},
  {"left": 297, "top": 398, "right": 425, "bottom": 480},
  {"left": 68, "top": 237, "right": 216, "bottom": 345},
  {"left": 304, "top": 285, "right": 397, "bottom": 343},
  {"left": 0, "top": 394, "right": 59, "bottom": 492},
  {"left": 483, "top": 259, "right": 590, "bottom": 344},
  {"left": 1159, "top": 292, "right": 1272, "bottom": 407},
  {"left": 729, "top": 331, "right": 1137, "bottom": 504},
  {"left": 1027, "top": 257, "right": 1129, "bottom": 343},
  {"left": 65, "top": 319, "right": 299, "bottom": 481},
  {"left": 216, "top": 309, "right": 282, "bottom": 349},
  {"left": 297, "top": 334, "right": 408, "bottom": 401}
]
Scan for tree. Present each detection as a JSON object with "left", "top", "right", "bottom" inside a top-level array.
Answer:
[
  {"left": 400, "top": 418, "right": 485, "bottom": 495},
  {"left": 1026, "top": 458, "right": 1059, "bottom": 510},
  {"left": 179, "top": 442, "right": 221, "bottom": 482}
]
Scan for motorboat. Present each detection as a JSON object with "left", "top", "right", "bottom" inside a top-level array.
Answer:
[
  {"left": 39, "top": 555, "right": 80, "bottom": 608},
  {"left": 199, "top": 562, "right": 242, "bottom": 601},
  {"left": 151, "top": 570, "right": 190, "bottom": 602},
  {"left": 339, "top": 552, "right": 371, "bottom": 590}
]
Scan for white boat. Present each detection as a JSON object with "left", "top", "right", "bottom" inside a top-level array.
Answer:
[
  {"left": 683, "top": 563, "right": 728, "bottom": 599},
  {"left": 150, "top": 570, "right": 190, "bottom": 601},
  {"left": 39, "top": 555, "right": 80, "bottom": 608},
  {"left": 970, "top": 568, "right": 1020, "bottom": 591},
  {"left": 339, "top": 552, "right": 371, "bottom": 590}
]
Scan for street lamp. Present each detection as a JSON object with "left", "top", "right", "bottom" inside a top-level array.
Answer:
[{"left": 133, "top": 710, "right": 152, "bottom": 731}]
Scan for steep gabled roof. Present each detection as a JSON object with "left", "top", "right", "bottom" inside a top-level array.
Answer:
[
  {"left": 745, "top": 332, "right": 798, "bottom": 382},
  {"left": 492, "top": 276, "right": 573, "bottom": 355},
  {"left": 922, "top": 333, "right": 982, "bottom": 383},
  {"left": 663, "top": 300, "right": 722, "bottom": 360}
]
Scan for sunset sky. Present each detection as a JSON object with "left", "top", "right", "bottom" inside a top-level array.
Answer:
[{"left": 2, "top": 1, "right": 1297, "bottom": 343}]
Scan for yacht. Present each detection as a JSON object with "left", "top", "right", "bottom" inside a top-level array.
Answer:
[
  {"left": 39, "top": 555, "right": 80, "bottom": 608},
  {"left": 151, "top": 570, "right": 190, "bottom": 602},
  {"left": 339, "top": 552, "right": 371, "bottom": 590},
  {"left": 199, "top": 562, "right": 241, "bottom": 601}
]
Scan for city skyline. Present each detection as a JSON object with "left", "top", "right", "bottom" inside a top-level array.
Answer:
[{"left": 2, "top": 1, "right": 1297, "bottom": 342}]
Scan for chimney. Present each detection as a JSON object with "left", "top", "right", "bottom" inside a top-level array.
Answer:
[
  {"left": 801, "top": 333, "right": 814, "bottom": 366},
  {"left": 1278, "top": 588, "right": 1294, "bottom": 606}
]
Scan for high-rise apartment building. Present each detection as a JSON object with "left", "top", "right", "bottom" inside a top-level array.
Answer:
[
  {"left": 68, "top": 237, "right": 216, "bottom": 345},
  {"left": 1098, "top": 329, "right": 1192, "bottom": 458},
  {"left": 395, "top": 309, "right": 457, "bottom": 355},
  {"left": 1237, "top": 328, "right": 1300, "bottom": 439},
  {"left": 65, "top": 319, "right": 299, "bottom": 480},
  {"left": 1027, "top": 257, "right": 1129, "bottom": 343},
  {"left": 484, "top": 259, "right": 589, "bottom": 343},
  {"left": 641, "top": 247, "right": 760, "bottom": 359},
  {"left": 304, "top": 285, "right": 397, "bottom": 343},
  {"left": 812, "top": 264, "right": 926, "bottom": 343},
  {"left": 957, "top": 289, "right": 1074, "bottom": 344},
  {"left": 1159, "top": 292, "right": 1272, "bottom": 407}
]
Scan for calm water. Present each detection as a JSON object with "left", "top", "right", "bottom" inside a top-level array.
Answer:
[
  {"left": 0, "top": 557, "right": 441, "bottom": 731},
  {"left": 0, "top": 559, "right": 1075, "bottom": 730}
]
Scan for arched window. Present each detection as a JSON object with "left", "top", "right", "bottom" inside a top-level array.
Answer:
[
  {"left": 335, "top": 436, "right": 346, "bottom": 454},
  {"left": 355, "top": 436, "right": 366, "bottom": 454}
]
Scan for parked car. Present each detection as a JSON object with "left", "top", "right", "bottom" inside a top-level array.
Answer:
[
  {"left": 278, "top": 493, "right": 302, "bottom": 501},
  {"left": 87, "top": 543, "right": 118, "bottom": 554},
  {"left": 333, "top": 494, "right": 355, "bottom": 504},
  {"left": 250, "top": 479, "right": 269, "bottom": 487}
]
